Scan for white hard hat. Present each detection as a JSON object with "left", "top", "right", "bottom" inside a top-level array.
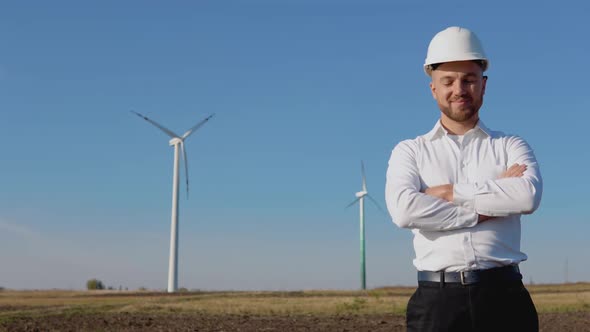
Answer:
[{"left": 424, "top": 26, "right": 488, "bottom": 76}]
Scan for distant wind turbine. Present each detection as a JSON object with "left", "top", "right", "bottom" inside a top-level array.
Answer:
[
  {"left": 346, "top": 161, "right": 386, "bottom": 290},
  {"left": 131, "top": 111, "right": 214, "bottom": 293}
]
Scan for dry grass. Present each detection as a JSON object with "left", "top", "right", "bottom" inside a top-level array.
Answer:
[{"left": 0, "top": 283, "right": 588, "bottom": 321}]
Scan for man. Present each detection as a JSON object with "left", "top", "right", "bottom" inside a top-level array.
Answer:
[{"left": 385, "top": 26, "right": 543, "bottom": 332}]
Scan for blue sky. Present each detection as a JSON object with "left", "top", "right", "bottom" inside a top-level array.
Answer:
[{"left": 0, "top": 1, "right": 588, "bottom": 290}]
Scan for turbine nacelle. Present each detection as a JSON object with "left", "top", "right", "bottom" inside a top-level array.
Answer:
[
  {"left": 169, "top": 137, "right": 183, "bottom": 146},
  {"left": 355, "top": 191, "right": 368, "bottom": 198}
]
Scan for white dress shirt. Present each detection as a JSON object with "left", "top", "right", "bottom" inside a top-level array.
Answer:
[{"left": 385, "top": 120, "right": 543, "bottom": 272}]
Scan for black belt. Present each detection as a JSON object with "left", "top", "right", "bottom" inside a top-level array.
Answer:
[{"left": 417, "top": 265, "right": 522, "bottom": 285}]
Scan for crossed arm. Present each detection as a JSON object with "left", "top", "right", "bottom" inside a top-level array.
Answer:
[
  {"left": 423, "top": 164, "right": 527, "bottom": 222},
  {"left": 385, "top": 137, "right": 543, "bottom": 231}
]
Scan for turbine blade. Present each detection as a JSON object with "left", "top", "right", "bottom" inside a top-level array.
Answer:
[
  {"left": 180, "top": 142, "right": 189, "bottom": 199},
  {"left": 346, "top": 197, "right": 361, "bottom": 208},
  {"left": 361, "top": 161, "right": 367, "bottom": 192},
  {"left": 366, "top": 194, "right": 388, "bottom": 216},
  {"left": 182, "top": 113, "right": 215, "bottom": 140},
  {"left": 131, "top": 111, "right": 181, "bottom": 138}
]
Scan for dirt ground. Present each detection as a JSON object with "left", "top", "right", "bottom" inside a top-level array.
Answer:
[{"left": 1, "top": 312, "right": 589, "bottom": 332}]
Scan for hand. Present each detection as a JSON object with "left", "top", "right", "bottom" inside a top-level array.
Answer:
[
  {"left": 499, "top": 163, "right": 527, "bottom": 179},
  {"left": 478, "top": 214, "right": 495, "bottom": 223},
  {"left": 423, "top": 184, "right": 453, "bottom": 202}
]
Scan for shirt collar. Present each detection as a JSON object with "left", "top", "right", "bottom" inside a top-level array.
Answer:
[{"left": 425, "top": 119, "right": 492, "bottom": 141}]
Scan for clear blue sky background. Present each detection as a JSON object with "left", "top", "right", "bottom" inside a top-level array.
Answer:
[{"left": 1, "top": 0, "right": 588, "bottom": 290}]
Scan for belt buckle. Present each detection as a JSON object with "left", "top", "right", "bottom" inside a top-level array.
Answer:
[{"left": 460, "top": 271, "right": 467, "bottom": 285}]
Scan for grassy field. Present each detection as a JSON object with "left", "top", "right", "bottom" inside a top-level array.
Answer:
[{"left": 1, "top": 282, "right": 589, "bottom": 322}]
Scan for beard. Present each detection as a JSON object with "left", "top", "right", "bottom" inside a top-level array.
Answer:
[
  {"left": 439, "top": 103, "right": 478, "bottom": 122},
  {"left": 438, "top": 95, "right": 483, "bottom": 123}
]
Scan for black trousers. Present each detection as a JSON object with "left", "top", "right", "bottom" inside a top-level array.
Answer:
[{"left": 406, "top": 280, "right": 538, "bottom": 332}]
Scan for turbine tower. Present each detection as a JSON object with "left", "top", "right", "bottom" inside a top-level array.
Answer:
[
  {"left": 346, "top": 161, "right": 385, "bottom": 290},
  {"left": 131, "top": 111, "right": 214, "bottom": 293}
]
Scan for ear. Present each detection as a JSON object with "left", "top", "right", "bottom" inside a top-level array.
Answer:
[
  {"left": 429, "top": 81, "right": 437, "bottom": 100},
  {"left": 481, "top": 75, "right": 488, "bottom": 96}
]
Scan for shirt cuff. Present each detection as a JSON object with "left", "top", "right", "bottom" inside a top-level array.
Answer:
[{"left": 453, "top": 183, "right": 477, "bottom": 210}]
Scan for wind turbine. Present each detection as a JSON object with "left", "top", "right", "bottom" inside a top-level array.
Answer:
[
  {"left": 131, "top": 111, "right": 214, "bottom": 293},
  {"left": 346, "top": 161, "right": 385, "bottom": 290}
]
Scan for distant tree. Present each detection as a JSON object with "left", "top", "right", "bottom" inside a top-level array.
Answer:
[
  {"left": 138, "top": 286, "right": 147, "bottom": 291},
  {"left": 86, "top": 279, "right": 105, "bottom": 290},
  {"left": 178, "top": 287, "right": 189, "bottom": 293},
  {"left": 0, "top": 286, "right": 5, "bottom": 291}
]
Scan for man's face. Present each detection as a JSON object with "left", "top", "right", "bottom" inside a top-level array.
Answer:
[{"left": 430, "top": 61, "right": 487, "bottom": 123}]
